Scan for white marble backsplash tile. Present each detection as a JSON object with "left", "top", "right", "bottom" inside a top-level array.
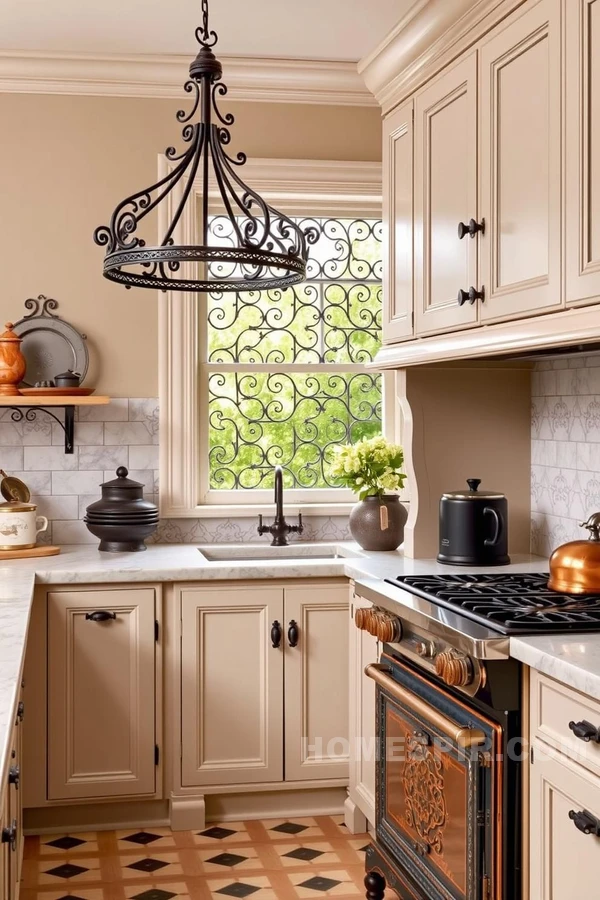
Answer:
[
  {"left": 532, "top": 354, "right": 600, "bottom": 556},
  {"left": 0, "top": 399, "right": 351, "bottom": 546}
]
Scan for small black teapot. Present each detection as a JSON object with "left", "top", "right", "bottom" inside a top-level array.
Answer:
[{"left": 54, "top": 369, "right": 81, "bottom": 387}]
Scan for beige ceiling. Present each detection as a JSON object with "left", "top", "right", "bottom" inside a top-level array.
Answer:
[{"left": 0, "top": 0, "right": 412, "bottom": 61}]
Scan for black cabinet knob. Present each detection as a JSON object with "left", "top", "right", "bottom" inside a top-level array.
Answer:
[
  {"left": 457, "top": 286, "right": 485, "bottom": 306},
  {"left": 271, "top": 620, "right": 282, "bottom": 649},
  {"left": 569, "top": 720, "right": 600, "bottom": 743},
  {"left": 458, "top": 218, "right": 485, "bottom": 239},
  {"left": 1, "top": 820, "right": 17, "bottom": 851},
  {"left": 569, "top": 809, "right": 600, "bottom": 837},
  {"left": 8, "top": 766, "right": 19, "bottom": 789},
  {"left": 85, "top": 610, "right": 117, "bottom": 622},
  {"left": 288, "top": 620, "right": 299, "bottom": 648}
]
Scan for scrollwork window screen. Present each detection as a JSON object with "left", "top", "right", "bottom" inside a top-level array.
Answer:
[{"left": 202, "top": 215, "right": 383, "bottom": 499}]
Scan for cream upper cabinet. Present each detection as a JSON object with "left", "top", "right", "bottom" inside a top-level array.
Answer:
[
  {"left": 566, "top": 0, "right": 600, "bottom": 306},
  {"left": 382, "top": 99, "right": 414, "bottom": 342},
  {"left": 414, "top": 52, "right": 479, "bottom": 336},
  {"left": 345, "top": 593, "right": 378, "bottom": 831},
  {"left": 284, "top": 585, "right": 349, "bottom": 782},
  {"left": 530, "top": 740, "right": 600, "bottom": 900},
  {"left": 479, "top": 0, "right": 562, "bottom": 322},
  {"left": 180, "top": 585, "right": 284, "bottom": 787},
  {"left": 47, "top": 587, "right": 157, "bottom": 801}
]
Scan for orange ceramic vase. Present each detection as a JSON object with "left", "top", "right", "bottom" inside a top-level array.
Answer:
[{"left": 0, "top": 323, "right": 26, "bottom": 396}]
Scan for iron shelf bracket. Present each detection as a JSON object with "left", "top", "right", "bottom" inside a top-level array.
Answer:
[{"left": 8, "top": 405, "right": 76, "bottom": 454}]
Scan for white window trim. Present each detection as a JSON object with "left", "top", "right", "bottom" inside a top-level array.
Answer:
[{"left": 158, "top": 156, "right": 393, "bottom": 518}]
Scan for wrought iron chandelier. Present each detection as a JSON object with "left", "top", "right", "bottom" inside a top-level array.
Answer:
[{"left": 94, "top": 0, "right": 319, "bottom": 292}]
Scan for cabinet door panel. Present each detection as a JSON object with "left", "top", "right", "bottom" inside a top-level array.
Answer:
[
  {"left": 382, "top": 100, "right": 414, "bottom": 342},
  {"left": 181, "top": 586, "right": 284, "bottom": 787},
  {"left": 284, "top": 585, "right": 349, "bottom": 782},
  {"left": 530, "top": 740, "right": 600, "bottom": 899},
  {"left": 348, "top": 595, "right": 378, "bottom": 825},
  {"left": 415, "top": 53, "right": 478, "bottom": 335},
  {"left": 566, "top": 0, "right": 600, "bottom": 305},
  {"left": 480, "top": 0, "right": 562, "bottom": 320},
  {"left": 48, "top": 588, "right": 156, "bottom": 800}
]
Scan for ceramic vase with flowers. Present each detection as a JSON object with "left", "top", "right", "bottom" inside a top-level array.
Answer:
[{"left": 331, "top": 436, "right": 408, "bottom": 551}]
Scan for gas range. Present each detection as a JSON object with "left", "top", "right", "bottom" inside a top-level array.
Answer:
[
  {"left": 355, "top": 571, "right": 600, "bottom": 668},
  {"left": 387, "top": 572, "right": 600, "bottom": 634}
]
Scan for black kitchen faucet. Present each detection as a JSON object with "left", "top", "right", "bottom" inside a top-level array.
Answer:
[{"left": 257, "top": 465, "right": 304, "bottom": 546}]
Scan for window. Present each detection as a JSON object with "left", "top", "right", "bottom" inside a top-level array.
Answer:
[
  {"left": 159, "top": 158, "right": 387, "bottom": 516},
  {"left": 204, "top": 215, "right": 382, "bottom": 495}
]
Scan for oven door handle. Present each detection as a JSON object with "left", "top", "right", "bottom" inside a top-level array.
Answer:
[{"left": 365, "top": 664, "right": 487, "bottom": 750}]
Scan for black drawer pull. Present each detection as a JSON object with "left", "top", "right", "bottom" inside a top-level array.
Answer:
[
  {"left": 85, "top": 610, "right": 117, "bottom": 622},
  {"left": 458, "top": 218, "right": 485, "bottom": 240},
  {"left": 1, "top": 820, "right": 17, "bottom": 851},
  {"left": 271, "top": 620, "right": 282, "bottom": 649},
  {"left": 457, "top": 286, "right": 485, "bottom": 306},
  {"left": 569, "top": 809, "right": 600, "bottom": 837},
  {"left": 8, "top": 766, "right": 19, "bottom": 789},
  {"left": 288, "top": 620, "right": 299, "bottom": 648},
  {"left": 569, "top": 719, "right": 600, "bottom": 743}
]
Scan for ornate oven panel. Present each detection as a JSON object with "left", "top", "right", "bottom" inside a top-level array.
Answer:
[{"left": 370, "top": 655, "right": 502, "bottom": 900}]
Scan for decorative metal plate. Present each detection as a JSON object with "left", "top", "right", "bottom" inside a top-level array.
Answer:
[{"left": 13, "top": 315, "right": 88, "bottom": 388}]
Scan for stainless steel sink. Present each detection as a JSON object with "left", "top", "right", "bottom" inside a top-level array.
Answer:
[{"left": 197, "top": 543, "right": 349, "bottom": 562}]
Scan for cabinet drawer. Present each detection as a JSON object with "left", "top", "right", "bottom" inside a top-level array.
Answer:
[
  {"left": 531, "top": 670, "right": 600, "bottom": 779},
  {"left": 530, "top": 739, "right": 600, "bottom": 900}
]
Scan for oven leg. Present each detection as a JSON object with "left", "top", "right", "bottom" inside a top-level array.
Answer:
[{"left": 364, "top": 871, "right": 386, "bottom": 899}]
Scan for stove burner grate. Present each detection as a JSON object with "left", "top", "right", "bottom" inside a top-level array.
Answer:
[{"left": 385, "top": 573, "right": 600, "bottom": 634}]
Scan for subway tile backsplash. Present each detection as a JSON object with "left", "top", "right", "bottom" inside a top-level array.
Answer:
[
  {"left": 531, "top": 354, "right": 600, "bottom": 556},
  {"left": 0, "top": 399, "right": 350, "bottom": 546}
]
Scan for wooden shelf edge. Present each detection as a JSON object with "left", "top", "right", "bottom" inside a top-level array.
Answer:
[{"left": 0, "top": 395, "right": 110, "bottom": 407}]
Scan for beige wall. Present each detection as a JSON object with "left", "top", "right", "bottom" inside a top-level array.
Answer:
[{"left": 0, "top": 94, "right": 382, "bottom": 396}]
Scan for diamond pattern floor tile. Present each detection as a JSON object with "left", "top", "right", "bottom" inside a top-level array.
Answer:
[{"left": 21, "top": 816, "right": 398, "bottom": 900}]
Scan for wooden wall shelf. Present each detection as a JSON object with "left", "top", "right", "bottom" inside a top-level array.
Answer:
[{"left": 0, "top": 395, "right": 110, "bottom": 453}]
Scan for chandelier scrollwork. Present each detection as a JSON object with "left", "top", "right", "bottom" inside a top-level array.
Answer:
[{"left": 93, "top": 0, "right": 319, "bottom": 293}]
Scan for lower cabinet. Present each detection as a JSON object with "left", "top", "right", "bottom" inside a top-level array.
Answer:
[
  {"left": 529, "top": 670, "right": 600, "bottom": 898},
  {"left": 178, "top": 581, "right": 350, "bottom": 790},
  {"left": 530, "top": 740, "right": 600, "bottom": 899},
  {"left": 1, "top": 691, "right": 24, "bottom": 900},
  {"left": 345, "top": 591, "right": 378, "bottom": 831},
  {"left": 284, "top": 585, "right": 349, "bottom": 782},
  {"left": 47, "top": 588, "right": 158, "bottom": 800},
  {"left": 181, "top": 585, "right": 285, "bottom": 787},
  {"left": 23, "top": 585, "right": 160, "bottom": 808}
]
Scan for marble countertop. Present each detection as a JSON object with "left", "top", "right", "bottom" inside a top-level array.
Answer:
[
  {"left": 0, "top": 541, "right": 596, "bottom": 802},
  {"left": 510, "top": 634, "right": 600, "bottom": 698}
]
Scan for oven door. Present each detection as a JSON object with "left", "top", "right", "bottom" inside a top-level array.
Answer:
[{"left": 367, "top": 655, "right": 503, "bottom": 900}]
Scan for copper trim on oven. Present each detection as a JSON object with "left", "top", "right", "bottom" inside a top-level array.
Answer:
[{"left": 365, "top": 664, "right": 487, "bottom": 749}]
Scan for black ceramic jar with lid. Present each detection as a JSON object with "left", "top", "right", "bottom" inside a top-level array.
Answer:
[
  {"left": 437, "top": 478, "right": 510, "bottom": 566},
  {"left": 84, "top": 466, "right": 159, "bottom": 552}
]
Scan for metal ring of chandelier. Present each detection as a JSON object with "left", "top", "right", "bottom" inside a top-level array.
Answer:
[{"left": 93, "top": 0, "right": 319, "bottom": 293}]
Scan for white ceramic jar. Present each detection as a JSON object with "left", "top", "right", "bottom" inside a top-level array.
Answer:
[{"left": 0, "top": 502, "right": 48, "bottom": 550}]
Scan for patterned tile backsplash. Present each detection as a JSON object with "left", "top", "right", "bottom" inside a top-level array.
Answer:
[
  {"left": 0, "top": 398, "right": 351, "bottom": 546},
  {"left": 532, "top": 353, "right": 600, "bottom": 556}
]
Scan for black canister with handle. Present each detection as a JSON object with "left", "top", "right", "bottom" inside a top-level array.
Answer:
[{"left": 437, "top": 478, "right": 510, "bottom": 566}]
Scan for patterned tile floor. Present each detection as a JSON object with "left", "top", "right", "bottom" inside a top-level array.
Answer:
[{"left": 22, "top": 816, "right": 397, "bottom": 900}]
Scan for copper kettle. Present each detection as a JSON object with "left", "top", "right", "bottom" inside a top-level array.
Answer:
[{"left": 548, "top": 513, "right": 600, "bottom": 594}]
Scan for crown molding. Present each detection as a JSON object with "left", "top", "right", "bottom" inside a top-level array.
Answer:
[
  {"left": 358, "top": 0, "right": 527, "bottom": 113},
  {"left": 0, "top": 50, "right": 377, "bottom": 106}
]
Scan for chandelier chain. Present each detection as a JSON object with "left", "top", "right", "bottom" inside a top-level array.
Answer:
[{"left": 201, "top": 0, "right": 209, "bottom": 43}]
